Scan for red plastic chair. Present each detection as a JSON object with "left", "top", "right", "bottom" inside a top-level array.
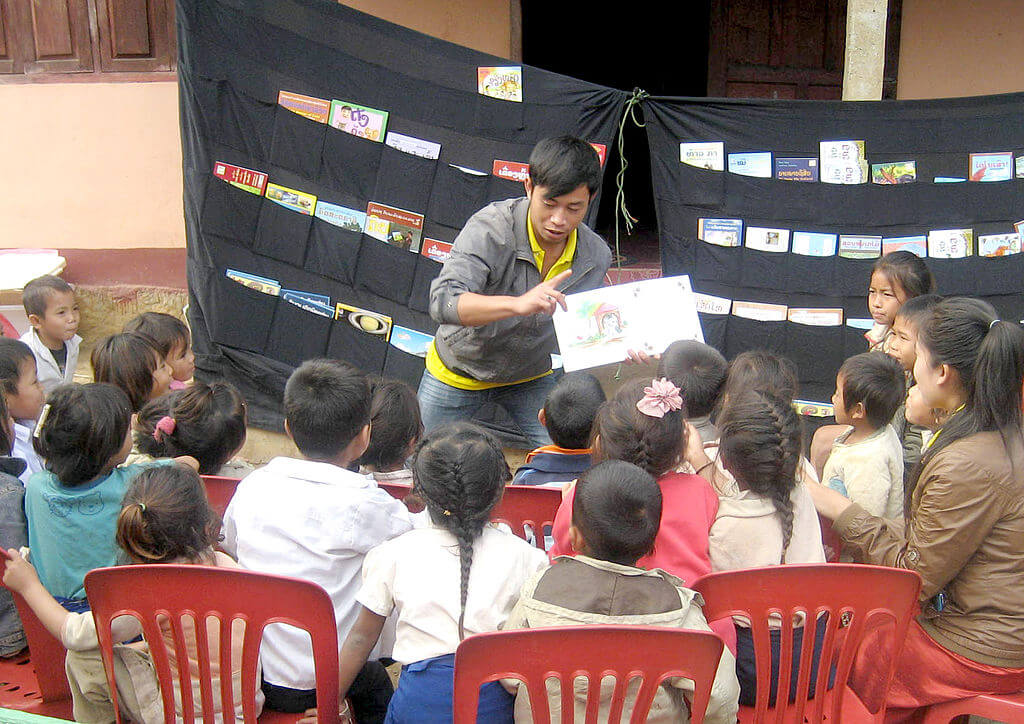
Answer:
[
  {"left": 452, "top": 626, "right": 725, "bottom": 724},
  {"left": 85, "top": 565, "right": 344, "bottom": 724},
  {"left": 692, "top": 564, "right": 921, "bottom": 723},
  {"left": 377, "top": 483, "right": 561, "bottom": 550},
  {"left": 200, "top": 475, "right": 241, "bottom": 517},
  {"left": 0, "top": 313, "right": 18, "bottom": 339},
  {"left": 0, "top": 555, "right": 73, "bottom": 716},
  {"left": 922, "top": 691, "right": 1024, "bottom": 722}
]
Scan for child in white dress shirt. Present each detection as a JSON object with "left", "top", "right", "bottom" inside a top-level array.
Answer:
[{"left": 19, "top": 275, "right": 81, "bottom": 395}]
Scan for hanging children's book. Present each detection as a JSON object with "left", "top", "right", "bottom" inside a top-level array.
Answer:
[
  {"left": 788, "top": 308, "right": 844, "bottom": 326},
  {"left": 335, "top": 303, "right": 393, "bottom": 340},
  {"left": 728, "top": 152, "right": 772, "bottom": 177},
  {"left": 838, "top": 235, "right": 882, "bottom": 259},
  {"left": 732, "top": 300, "right": 788, "bottom": 322},
  {"left": 226, "top": 269, "right": 280, "bottom": 296},
  {"left": 390, "top": 325, "right": 434, "bottom": 357},
  {"left": 364, "top": 202, "right": 424, "bottom": 252},
  {"left": 978, "top": 233, "right": 1021, "bottom": 257},
  {"left": 277, "top": 91, "right": 331, "bottom": 123},
  {"left": 385, "top": 132, "right": 441, "bottom": 159},
  {"left": 697, "top": 218, "right": 742, "bottom": 247},
  {"left": 492, "top": 160, "right": 530, "bottom": 182},
  {"left": 969, "top": 152, "right": 1013, "bottom": 182},
  {"left": 314, "top": 202, "right": 366, "bottom": 231},
  {"left": 745, "top": 226, "right": 790, "bottom": 253},
  {"left": 282, "top": 289, "right": 333, "bottom": 318},
  {"left": 775, "top": 157, "right": 818, "bottom": 182},
  {"left": 477, "top": 66, "right": 523, "bottom": 102},
  {"left": 872, "top": 161, "right": 916, "bottom": 184},
  {"left": 820, "top": 140, "right": 866, "bottom": 184},
  {"left": 421, "top": 238, "right": 453, "bottom": 263},
  {"left": 328, "top": 100, "right": 389, "bottom": 142},
  {"left": 680, "top": 142, "right": 725, "bottom": 170},
  {"left": 791, "top": 231, "right": 837, "bottom": 256},
  {"left": 882, "top": 236, "right": 927, "bottom": 257},
  {"left": 266, "top": 183, "right": 316, "bottom": 215},
  {"left": 213, "top": 162, "right": 268, "bottom": 195},
  {"left": 694, "top": 293, "right": 731, "bottom": 315},
  {"left": 552, "top": 276, "right": 703, "bottom": 372},
  {"left": 928, "top": 229, "right": 973, "bottom": 258}
]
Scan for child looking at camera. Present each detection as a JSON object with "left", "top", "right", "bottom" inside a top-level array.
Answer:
[
  {"left": 19, "top": 275, "right": 81, "bottom": 395},
  {"left": 0, "top": 339, "right": 46, "bottom": 483}
]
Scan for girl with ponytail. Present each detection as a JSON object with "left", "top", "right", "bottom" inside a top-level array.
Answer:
[
  {"left": 332, "top": 422, "right": 547, "bottom": 723},
  {"left": 3, "top": 464, "right": 257, "bottom": 722},
  {"left": 811, "top": 297, "right": 1024, "bottom": 718}
]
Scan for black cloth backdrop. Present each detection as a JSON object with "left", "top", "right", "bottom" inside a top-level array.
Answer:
[
  {"left": 179, "top": 0, "right": 628, "bottom": 429},
  {"left": 644, "top": 93, "right": 1024, "bottom": 403}
]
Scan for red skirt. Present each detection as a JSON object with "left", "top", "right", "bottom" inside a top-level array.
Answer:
[{"left": 852, "top": 619, "right": 1024, "bottom": 723}]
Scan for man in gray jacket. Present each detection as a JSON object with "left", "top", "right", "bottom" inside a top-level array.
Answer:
[{"left": 421, "top": 136, "right": 612, "bottom": 446}]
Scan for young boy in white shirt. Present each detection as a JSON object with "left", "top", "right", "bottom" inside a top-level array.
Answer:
[
  {"left": 19, "top": 275, "right": 81, "bottom": 396},
  {"left": 221, "top": 359, "right": 413, "bottom": 723}
]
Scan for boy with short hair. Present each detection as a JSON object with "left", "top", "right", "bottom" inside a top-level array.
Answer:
[
  {"left": 886, "top": 294, "right": 942, "bottom": 477},
  {"left": 19, "top": 275, "right": 81, "bottom": 396},
  {"left": 823, "top": 352, "right": 906, "bottom": 520},
  {"left": 504, "top": 460, "right": 740, "bottom": 723},
  {"left": 657, "top": 340, "right": 728, "bottom": 443},
  {"left": 221, "top": 359, "right": 413, "bottom": 722},
  {"left": 511, "top": 372, "right": 605, "bottom": 487}
]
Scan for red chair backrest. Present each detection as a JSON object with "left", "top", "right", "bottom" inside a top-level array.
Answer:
[
  {"left": 378, "top": 483, "right": 561, "bottom": 550},
  {"left": 200, "top": 475, "right": 241, "bottom": 518},
  {"left": 85, "top": 565, "right": 341, "bottom": 724},
  {"left": 692, "top": 563, "right": 921, "bottom": 723},
  {"left": 0, "top": 313, "right": 19, "bottom": 339},
  {"left": 0, "top": 556, "right": 71, "bottom": 701},
  {"left": 453, "top": 625, "right": 724, "bottom": 724}
]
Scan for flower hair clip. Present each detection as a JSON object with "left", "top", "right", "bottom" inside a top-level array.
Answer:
[
  {"left": 153, "top": 416, "right": 176, "bottom": 441},
  {"left": 636, "top": 378, "right": 683, "bottom": 419}
]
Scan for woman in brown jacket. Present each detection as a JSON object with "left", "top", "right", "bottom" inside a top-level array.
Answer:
[{"left": 810, "top": 297, "right": 1024, "bottom": 721}]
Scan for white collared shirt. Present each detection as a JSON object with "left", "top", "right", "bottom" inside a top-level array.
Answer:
[
  {"left": 220, "top": 457, "right": 414, "bottom": 690},
  {"left": 19, "top": 329, "right": 81, "bottom": 395},
  {"left": 12, "top": 421, "right": 43, "bottom": 485}
]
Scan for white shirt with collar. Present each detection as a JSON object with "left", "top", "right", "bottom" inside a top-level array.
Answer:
[
  {"left": 19, "top": 328, "right": 81, "bottom": 395},
  {"left": 220, "top": 456, "right": 414, "bottom": 690},
  {"left": 12, "top": 421, "right": 43, "bottom": 485}
]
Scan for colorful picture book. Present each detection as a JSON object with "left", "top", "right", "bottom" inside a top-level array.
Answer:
[
  {"left": 328, "top": 100, "right": 388, "bottom": 142},
  {"left": 838, "top": 235, "right": 882, "bottom": 259},
  {"left": 277, "top": 91, "right": 330, "bottom": 123},
  {"left": 820, "top": 140, "right": 866, "bottom": 185},
  {"left": 266, "top": 182, "right": 316, "bottom": 215},
  {"left": 728, "top": 152, "right": 772, "bottom": 178},
  {"left": 477, "top": 66, "right": 523, "bottom": 102},
  {"left": 421, "top": 238, "right": 454, "bottom": 263},
  {"left": 226, "top": 269, "right": 280, "bottom": 295},
  {"left": 745, "top": 226, "right": 790, "bottom": 253},
  {"left": 969, "top": 152, "right": 1013, "bottom": 182},
  {"left": 775, "top": 157, "right": 818, "bottom": 182},
  {"left": 281, "top": 289, "right": 333, "bottom": 318},
  {"left": 213, "top": 162, "right": 267, "bottom": 196},
  {"left": 928, "top": 229, "right": 974, "bottom": 258},
  {"left": 364, "top": 202, "right": 424, "bottom": 252},
  {"left": 791, "top": 231, "right": 837, "bottom": 257},
  {"left": 492, "top": 160, "right": 530, "bottom": 183},
  {"left": 314, "top": 202, "right": 366, "bottom": 232},
  {"left": 882, "top": 236, "right": 927, "bottom": 257},
  {"left": 697, "top": 218, "right": 742, "bottom": 247},
  {"left": 680, "top": 142, "right": 724, "bottom": 170},
  {"left": 335, "top": 303, "right": 392, "bottom": 340},
  {"left": 872, "top": 161, "right": 916, "bottom": 184},
  {"left": 390, "top": 325, "right": 434, "bottom": 357},
  {"left": 978, "top": 233, "right": 1021, "bottom": 257}
]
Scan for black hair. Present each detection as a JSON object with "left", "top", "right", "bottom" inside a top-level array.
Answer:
[
  {"left": 657, "top": 340, "right": 728, "bottom": 418},
  {"left": 411, "top": 422, "right": 508, "bottom": 640},
  {"left": 91, "top": 332, "right": 164, "bottom": 412},
  {"left": 591, "top": 379, "right": 686, "bottom": 478},
  {"left": 721, "top": 350, "right": 799, "bottom": 405},
  {"left": 123, "top": 312, "right": 190, "bottom": 359},
  {"left": 135, "top": 382, "right": 247, "bottom": 474},
  {"left": 528, "top": 136, "right": 603, "bottom": 198},
  {"left": 913, "top": 298, "right": 1024, "bottom": 491},
  {"left": 571, "top": 460, "right": 661, "bottom": 566},
  {"left": 0, "top": 338, "right": 34, "bottom": 396},
  {"left": 543, "top": 372, "right": 606, "bottom": 450},
  {"left": 839, "top": 352, "right": 906, "bottom": 429},
  {"left": 894, "top": 293, "right": 943, "bottom": 331},
  {"left": 117, "top": 464, "right": 220, "bottom": 564},
  {"left": 34, "top": 383, "right": 132, "bottom": 486},
  {"left": 355, "top": 377, "right": 422, "bottom": 471},
  {"left": 284, "top": 359, "right": 370, "bottom": 460},
  {"left": 21, "top": 275, "right": 73, "bottom": 318},
  {"left": 0, "top": 389, "right": 11, "bottom": 456},
  {"left": 872, "top": 251, "right": 935, "bottom": 299},
  {"left": 717, "top": 389, "right": 803, "bottom": 562}
]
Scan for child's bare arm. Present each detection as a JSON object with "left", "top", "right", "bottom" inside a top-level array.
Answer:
[{"left": 1, "top": 548, "right": 69, "bottom": 641}]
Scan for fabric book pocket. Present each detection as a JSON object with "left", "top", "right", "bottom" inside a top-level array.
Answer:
[
  {"left": 355, "top": 237, "right": 417, "bottom": 304},
  {"left": 474, "top": 94, "right": 525, "bottom": 133},
  {"left": 304, "top": 218, "right": 363, "bottom": 286},
  {"left": 326, "top": 317, "right": 388, "bottom": 374},
  {"left": 427, "top": 163, "right": 490, "bottom": 229},
  {"left": 786, "top": 321, "right": 844, "bottom": 403},
  {"left": 725, "top": 317, "right": 787, "bottom": 359},
  {"left": 383, "top": 344, "right": 427, "bottom": 386},
  {"left": 252, "top": 200, "right": 313, "bottom": 266},
  {"left": 319, "top": 129, "right": 383, "bottom": 199},
  {"left": 220, "top": 86, "right": 275, "bottom": 162},
  {"left": 270, "top": 106, "right": 327, "bottom": 180},
  {"left": 207, "top": 273, "right": 278, "bottom": 353},
  {"left": 265, "top": 299, "right": 333, "bottom": 368},
  {"left": 409, "top": 256, "right": 442, "bottom": 314},
  {"left": 201, "top": 177, "right": 263, "bottom": 245},
  {"left": 373, "top": 146, "right": 438, "bottom": 213}
]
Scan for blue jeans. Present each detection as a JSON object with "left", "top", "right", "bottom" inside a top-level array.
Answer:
[{"left": 418, "top": 369, "right": 557, "bottom": 448}]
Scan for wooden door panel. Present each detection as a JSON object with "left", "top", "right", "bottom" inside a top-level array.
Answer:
[
  {"left": 96, "top": 0, "right": 173, "bottom": 71},
  {"left": 25, "top": 0, "right": 93, "bottom": 72}
]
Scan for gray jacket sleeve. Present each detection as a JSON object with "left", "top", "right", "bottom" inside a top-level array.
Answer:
[{"left": 428, "top": 213, "right": 513, "bottom": 326}]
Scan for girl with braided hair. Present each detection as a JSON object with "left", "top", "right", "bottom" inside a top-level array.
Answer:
[{"left": 330, "top": 422, "right": 547, "bottom": 723}]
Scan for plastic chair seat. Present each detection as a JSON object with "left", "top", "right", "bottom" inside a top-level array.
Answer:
[
  {"left": 200, "top": 474, "right": 242, "bottom": 518},
  {"left": 921, "top": 690, "right": 1024, "bottom": 722}
]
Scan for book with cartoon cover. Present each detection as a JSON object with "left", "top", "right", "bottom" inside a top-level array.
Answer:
[
  {"left": 872, "top": 161, "right": 916, "bottom": 184},
  {"left": 328, "top": 100, "right": 388, "bottom": 142},
  {"left": 477, "top": 66, "right": 523, "bottom": 102},
  {"left": 364, "top": 202, "right": 424, "bottom": 252}
]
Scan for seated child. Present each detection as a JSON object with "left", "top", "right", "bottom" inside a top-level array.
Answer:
[
  {"left": 0, "top": 339, "right": 45, "bottom": 483},
  {"left": 504, "top": 460, "right": 740, "bottom": 723},
  {"left": 355, "top": 377, "right": 422, "bottom": 487},
  {"left": 4, "top": 465, "right": 259, "bottom": 723},
  {"left": 886, "top": 294, "right": 942, "bottom": 482},
  {"left": 123, "top": 312, "right": 195, "bottom": 390},
  {"left": 19, "top": 275, "right": 81, "bottom": 395},
  {"left": 0, "top": 395, "right": 27, "bottom": 656},
  {"left": 91, "top": 333, "right": 173, "bottom": 412},
  {"left": 221, "top": 359, "right": 414, "bottom": 721},
  {"left": 328, "top": 422, "right": 548, "bottom": 723},
  {"left": 658, "top": 340, "right": 728, "bottom": 444},
  {"left": 132, "top": 381, "right": 250, "bottom": 476},
  {"left": 25, "top": 383, "right": 190, "bottom": 609},
  {"left": 512, "top": 372, "right": 605, "bottom": 487},
  {"left": 823, "top": 352, "right": 906, "bottom": 520}
]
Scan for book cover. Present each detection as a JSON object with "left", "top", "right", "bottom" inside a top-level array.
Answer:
[
  {"left": 882, "top": 235, "right": 927, "bottom": 257},
  {"left": 694, "top": 293, "right": 731, "bottom": 315},
  {"left": 277, "top": 91, "right": 330, "bottom": 123},
  {"left": 492, "top": 160, "right": 530, "bottom": 183},
  {"left": 477, "top": 66, "right": 523, "bottom": 102},
  {"left": 872, "top": 161, "right": 916, "bottom": 184},
  {"left": 821, "top": 160, "right": 868, "bottom": 185},
  {"left": 226, "top": 269, "right": 280, "bottom": 296},
  {"left": 680, "top": 142, "right": 725, "bottom": 170},
  {"left": 390, "top": 325, "right": 434, "bottom": 357},
  {"left": 928, "top": 229, "right": 974, "bottom": 258},
  {"left": 1017, "top": 219, "right": 1024, "bottom": 241},
  {"left": 213, "top": 161, "right": 268, "bottom": 196},
  {"left": 934, "top": 177, "right": 966, "bottom": 183},
  {"left": 745, "top": 226, "right": 790, "bottom": 253},
  {"left": 384, "top": 132, "right": 440, "bottom": 159},
  {"left": 969, "top": 152, "right": 1013, "bottom": 182},
  {"left": 421, "top": 238, "right": 454, "bottom": 263},
  {"left": 819, "top": 140, "right": 865, "bottom": 162},
  {"left": 328, "top": 100, "right": 389, "bottom": 142},
  {"left": 977, "top": 233, "right": 1021, "bottom": 257},
  {"left": 791, "top": 231, "right": 837, "bottom": 256},
  {"left": 265, "top": 182, "right": 316, "bottom": 215},
  {"left": 281, "top": 289, "right": 333, "bottom": 318},
  {"left": 314, "top": 201, "right": 366, "bottom": 232},
  {"left": 838, "top": 235, "right": 882, "bottom": 259},
  {"left": 335, "top": 303, "right": 393, "bottom": 341},
  {"left": 788, "top": 308, "right": 844, "bottom": 326},
  {"left": 1017, "top": 155, "right": 1024, "bottom": 178},
  {"left": 728, "top": 152, "right": 772, "bottom": 178},
  {"left": 775, "top": 157, "right": 818, "bottom": 182},
  {"left": 732, "top": 300, "right": 788, "bottom": 322},
  {"left": 590, "top": 142, "right": 607, "bottom": 167},
  {"left": 365, "top": 201, "right": 424, "bottom": 252},
  {"left": 697, "top": 218, "right": 742, "bottom": 247},
  {"left": 793, "top": 400, "right": 835, "bottom": 417},
  {"left": 846, "top": 318, "right": 874, "bottom": 330}
]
